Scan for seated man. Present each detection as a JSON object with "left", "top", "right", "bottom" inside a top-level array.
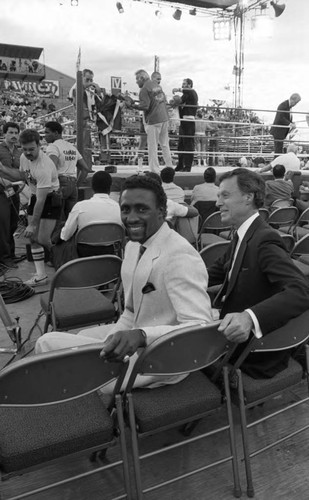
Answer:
[
  {"left": 190, "top": 166, "right": 219, "bottom": 205},
  {"left": 264, "top": 164, "right": 294, "bottom": 209},
  {"left": 36, "top": 175, "right": 213, "bottom": 390},
  {"left": 259, "top": 144, "right": 300, "bottom": 173},
  {"left": 208, "top": 168, "right": 309, "bottom": 379},
  {"left": 160, "top": 167, "right": 185, "bottom": 203}
]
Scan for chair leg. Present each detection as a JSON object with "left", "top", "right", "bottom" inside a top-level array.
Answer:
[
  {"left": 116, "top": 394, "right": 133, "bottom": 500},
  {"left": 223, "top": 367, "right": 242, "bottom": 498},
  {"left": 236, "top": 369, "right": 255, "bottom": 498},
  {"left": 127, "top": 393, "right": 144, "bottom": 500}
]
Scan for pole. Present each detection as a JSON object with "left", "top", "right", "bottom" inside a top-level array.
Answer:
[{"left": 76, "top": 70, "right": 84, "bottom": 158}]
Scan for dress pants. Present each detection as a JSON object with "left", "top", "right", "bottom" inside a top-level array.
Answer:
[
  {"left": 145, "top": 121, "right": 173, "bottom": 174},
  {"left": 177, "top": 120, "right": 195, "bottom": 171}
]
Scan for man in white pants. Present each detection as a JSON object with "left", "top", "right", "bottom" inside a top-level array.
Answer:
[{"left": 126, "top": 69, "right": 173, "bottom": 174}]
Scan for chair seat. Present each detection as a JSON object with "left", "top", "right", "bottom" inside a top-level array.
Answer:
[
  {"left": 131, "top": 371, "right": 222, "bottom": 434},
  {"left": 292, "top": 259, "right": 309, "bottom": 277},
  {"left": 40, "top": 289, "right": 116, "bottom": 329},
  {"left": 218, "top": 230, "right": 231, "bottom": 240},
  {"left": 298, "top": 254, "right": 309, "bottom": 265},
  {"left": 0, "top": 393, "right": 113, "bottom": 473},
  {"left": 240, "top": 358, "right": 303, "bottom": 404},
  {"left": 295, "top": 226, "right": 309, "bottom": 239},
  {"left": 200, "top": 233, "right": 227, "bottom": 248}
]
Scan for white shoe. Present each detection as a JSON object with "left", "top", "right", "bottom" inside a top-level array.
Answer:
[{"left": 24, "top": 275, "right": 48, "bottom": 287}]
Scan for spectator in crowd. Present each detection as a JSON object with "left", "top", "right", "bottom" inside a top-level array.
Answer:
[
  {"left": 270, "top": 93, "right": 301, "bottom": 155},
  {"left": 146, "top": 171, "right": 197, "bottom": 221},
  {"left": 126, "top": 69, "right": 173, "bottom": 174},
  {"left": 160, "top": 166, "right": 185, "bottom": 203},
  {"left": 194, "top": 109, "right": 208, "bottom": 167},
  {"left": 264, "top": 164, "right": 294, "bottom": 209},
  {"left": 190, "top": 167, "right": 219, "bottom": 205},
  {"left": 35, "top": 175, "right": 213, "bottom": 391},
  {"left": 259, "top": 143, "right": 300, "bottom": 173},
  {"left": 0, "top": 129, "right": 61, "bottom": 286},
  {"left": 0, "top": 122, "right": 22, "bottom": 268},
  {"left": 174, "top": 78, "right": 198, "bottom": 172},
  {"left": 208, "top": 168, "right": 309, "bottom": 379},
  {"left": 44, "top": 121, "right": 91, "bottom": 219},
  {"left": 207, "top": 114, "right": 219, "bottom": 166},
  {"left": 60, "top": 171, "right": 121, "bottom": 241}
]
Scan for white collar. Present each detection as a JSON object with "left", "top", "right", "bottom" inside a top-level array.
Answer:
[{"left": 236, "top": 212, "right": 260, "bottom": 244}]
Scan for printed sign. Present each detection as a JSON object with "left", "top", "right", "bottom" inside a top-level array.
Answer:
[
  {"left": 4, "top": 79, "right": 59, "bottom": 96},
  {"left": 111, "top": 76, "right": 122, "bottom": 96}
]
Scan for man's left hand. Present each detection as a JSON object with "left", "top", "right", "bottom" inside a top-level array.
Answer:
[
  {"left": 218, "top": 311, "right": 253, "bottom": 343},
  {"left": 100, "top": 329, "right": 146, "bottom": 362},
  {"left": 25, "top": 223, "right": 38, "bottom": 240}
]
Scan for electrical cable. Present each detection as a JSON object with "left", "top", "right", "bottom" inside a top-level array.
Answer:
[{"left": 0, "top": 276, "right": 35, "bottom": 303}]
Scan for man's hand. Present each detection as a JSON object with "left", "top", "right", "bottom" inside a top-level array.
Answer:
[
  {"left": 24, "top": 223, "right": 38, "bottom": 240},
  {"left": 100, "top": 329, "right": 146, "bottom": 362},
  {"left": 218, "top": 312, "right": 253, "bottom": 343}
]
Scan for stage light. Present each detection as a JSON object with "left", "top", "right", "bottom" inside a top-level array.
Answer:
[
  {"left": 213, "top": 18, "right": 231, "bottom": 41},
  {"left": 116, "top": 2, "right": 124, "bottom": 13},
  {"left": 189, "top": 8, "right": 196, "bottom": 16},
  {"left": 270, "top": 1, "right": 285, "bottom": 17},
  {"left": 155, "top": 10, "right": 162, "bottom": 18},
  {"left": 71, "top": 0, "right": 78, "bottom": 5},
  {"left": 173, "top": 9, "right": 182, "bottom": 21}
]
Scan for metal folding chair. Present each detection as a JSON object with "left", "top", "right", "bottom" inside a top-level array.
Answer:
[
  {"left": 228, "top": 310, "right": 309, "bottom": 497},
  {"left": 199, "top": 211, "right": 231, "bottom": 249},
  {"left": 0, "top": 345, "right": 132, "bottom": 499},
  {"left": 40, "top": 255, "right": 122, "bottom": 333},
  {"left": 199, "top": 240, "right": 230, "bottom": 268},
  {"left": 76, "top": 222, "right": 126, "bottom": 258},
  {"left": 124, "top": 322, "right": 241, "bottom": 499},
  {"left": 267, "top": 206, "right": 298, "bottom": 234}
]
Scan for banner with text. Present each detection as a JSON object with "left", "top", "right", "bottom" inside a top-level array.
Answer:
[
  {"left": 111, "top": 76, "right": 122, "bottom": 96},
  {"left": 4, "top": 79, "right": 59, "bottom": 97}
]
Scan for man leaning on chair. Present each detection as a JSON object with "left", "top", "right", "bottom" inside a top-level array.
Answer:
[{"left": 36, "top": 175, "right": 214, "bottom": 390}]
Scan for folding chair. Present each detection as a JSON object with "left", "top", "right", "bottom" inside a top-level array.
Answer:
[
  {"left": 282, "top": 207, "right": 309, "bottom": 241},
  {"left": 291, "top": 233, "right": 309, "bottom": 265},
  {"left": 267, "top": 207, "right": 298, "bottom": 234},
  {"left": 270, "top": 198, "right": 294, "bottom": 209},
  {"left": 228, "top": 310, "right": 309, "bottom": 497},
  {"left": 174, "top": 215, "right": 199, "bottom": 249},
  {"left": 280, "top": 233, "right": 295, "bottom": 254},
  {"left": 76, "top": 222, "right": 126, "bottom": 258},
  {"left": 0, "top": 345, "right": 132, "bottom": 500},
  {"left": 124, "top": 322, "right": 241, "bottom": 499},
  {"left": 193, "top": 200, "right": 217, "bottom": 227},
  {"left": 199, "top": 211, "right": 231, "bottom": 249},
  {"left": 40, "top": 255, "right": 122, "bottom": 333},
  {"left": 199, "top": 240, "right": 230, "bottom": 268}
]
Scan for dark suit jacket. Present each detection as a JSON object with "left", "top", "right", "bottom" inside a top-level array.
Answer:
[
  {"left": 270, "top": 99, "right": 292, "bottom": 140},
  {"left": 208, "top": 216, "right": 309, "bottom": 378}
]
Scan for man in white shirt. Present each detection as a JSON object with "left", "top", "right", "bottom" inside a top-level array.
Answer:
[
  {"left": 60, "top": 171, "right": 121, "bottom": 241},
  {"left": 259, "top": 144, "right": 300, "bottom": 173},
  {"left": 160, "top": 167, "right": 185, "bottom": 203},
  {"left": 190, "top": 167, "right": 219, "bottom": 205},
  {"left": 45, "top": 121, "right": 91, "bottom": 219}
]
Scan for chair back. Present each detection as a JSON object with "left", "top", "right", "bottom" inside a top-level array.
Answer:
[
  {"left": 200, "top": 241, "right": 230, "bottom": 268},
  {"left": 125, "top": 322, "right": 229, "bottom": 392},
  {"left": 280, "top": 234, "right": 295, "bottom": 254},
  {"left": 76, "top": 222, "right": 125, "bottom": 258},
  {"left": 267, "top": 207, "right": 298, "bottom": 229},
  {"left": 297, "top": 207, "right": 309, "bottom": 225},
  {"left": 271, "top": 198, "right": 294, "bottom": 209},
  {"left": 233, "top": 309, "right": 309, "bottom": 369},
  {"left": 193, "top": 201, "right": 217, "bottom": 227},
  {"left": 0, "top": 344, "right": 128, "bottom": 407},
  {"left": 200, "top": 210, "right": 231, "bottom": 234},
  {"left": 291, "top": 233, "right": 309, "bottom": 259}
]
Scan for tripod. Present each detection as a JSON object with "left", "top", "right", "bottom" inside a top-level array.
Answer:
[{"left": 0, "top": 293, "right": 21, "bottom": 354}]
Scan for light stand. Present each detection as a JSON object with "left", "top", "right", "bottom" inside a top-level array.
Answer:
[{"left": 0, "top": 294, "right": 21, "bottom": 354}]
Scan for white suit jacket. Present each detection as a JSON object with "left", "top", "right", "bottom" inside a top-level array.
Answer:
[{"left": 108, "top": 222, "right": 212, "bottom": 343}]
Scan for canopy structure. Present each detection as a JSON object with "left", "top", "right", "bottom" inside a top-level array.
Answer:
[
  {"left": 0, "top": 43, "right": 45, "bottom": 82},
  {"left": 158, "top": 0, "right": 238, "bottom": 8}
]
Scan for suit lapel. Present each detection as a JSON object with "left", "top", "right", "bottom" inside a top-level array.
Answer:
[{"left": 225, "top": 216, "right": 263, "bottom": 298}]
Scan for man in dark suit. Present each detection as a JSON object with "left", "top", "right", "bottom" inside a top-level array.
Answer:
[
  {"left": 208, "top": 168, "right": 309, "bottom": 378},
  {"left": 270, "top": 93, "right": 301, "bottom": 156}
]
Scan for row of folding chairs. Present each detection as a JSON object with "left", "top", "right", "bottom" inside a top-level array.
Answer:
[{"left": 1, "top": 313, "right": 309, "bottom": 499}]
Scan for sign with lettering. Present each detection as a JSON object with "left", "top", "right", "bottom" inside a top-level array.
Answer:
[
  {"left": 4, "top": 79, "right": 59, "bottom": 97},
  {"left": 111, "top": 76, "right": 122, "bottom": 96}
]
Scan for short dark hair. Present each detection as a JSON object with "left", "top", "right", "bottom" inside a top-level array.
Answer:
[
  {"left": 204, "top": 167, "right": 216, "bottom": 183},
  {"left": 19, "top": 129, "right": 41, "bottom": 145},
  {"left": 272, "top": 164, "right": 286, "bottom": 179},
  {"left": 3, "top": 121, "right": 19, "bottom": 134},
  {"left": 45, "top": 121, "right": 63, "bottom": 134},
  {"left": 160, "top": 167, "right": 175, "bottom": 183},
  {"left": 91, "top": 171, "right": 112, "bottom": 194},
  {"left": 219, "top": 168, "right": 265, "bottom": 208},
  {"left": 121, "top": 174, "right": 167, "bottom": 216},
  {"left": 184, "top": 78, "right": 193, "bottom": 88},
  {"left": 82, "top": 68, "right": 93, "bottom": 76},
  {"left": 144, "top": 171, "right": 162, "bottom": 185}
]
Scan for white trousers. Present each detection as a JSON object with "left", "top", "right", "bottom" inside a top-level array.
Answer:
[{"left": 145, "top": 121, "right": 173, "bottom": 174}]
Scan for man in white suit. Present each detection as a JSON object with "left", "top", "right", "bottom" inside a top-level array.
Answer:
[{"left": 36, "top": 175, "right": 213, "bottom": 389}]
